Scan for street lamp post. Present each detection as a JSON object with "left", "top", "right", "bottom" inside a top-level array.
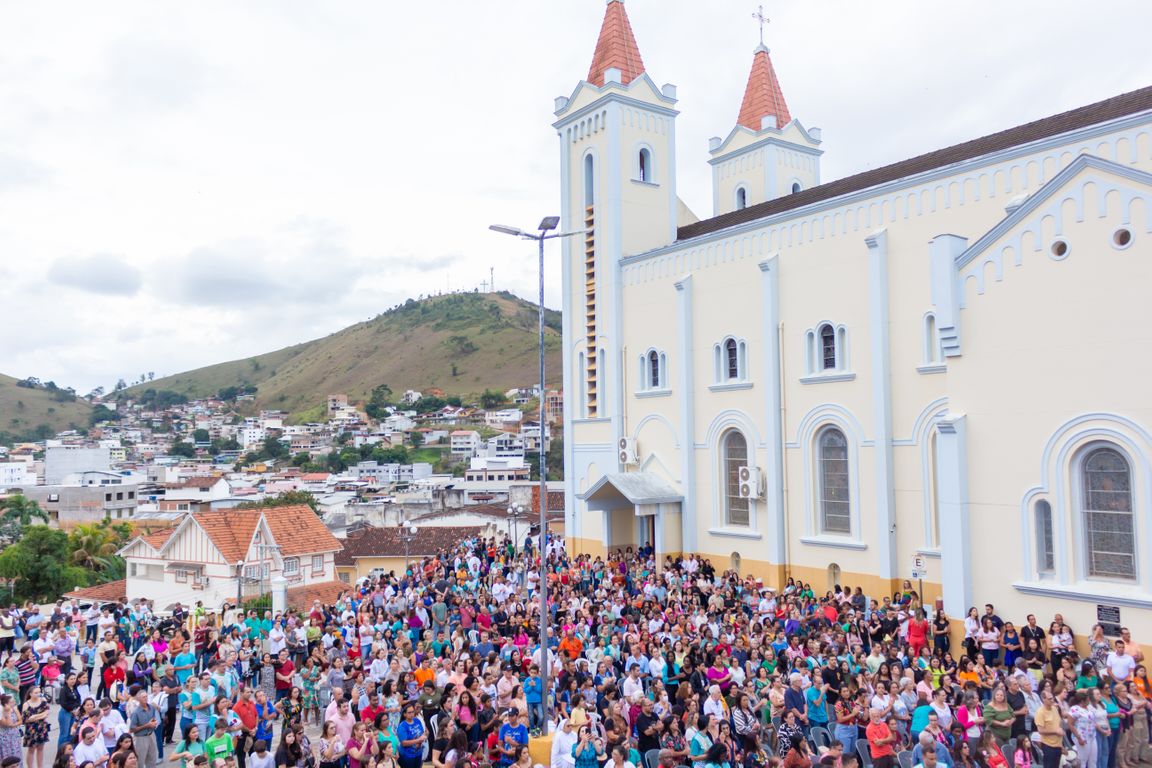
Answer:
[
  {"left": 506, "top": 504, "right": 525, "bottom": 549},
  {"left": 400, "top": 522, "right": 418, "bottom": 574},
  {"left": 489, "top": 216, "right": 583, "bottom": 732}
]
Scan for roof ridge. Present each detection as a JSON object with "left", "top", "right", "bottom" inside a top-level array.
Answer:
[{"left": 680, "top": 83, "right": 1152, "bottom": 242}]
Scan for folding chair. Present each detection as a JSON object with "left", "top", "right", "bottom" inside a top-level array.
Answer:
[{"left": 856, "top": 741, "right": 874, "bottom": 768}]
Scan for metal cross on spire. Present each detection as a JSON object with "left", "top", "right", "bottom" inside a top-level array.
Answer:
[{"left": 752, "top": 4, "right": 769, "bottom": 45}]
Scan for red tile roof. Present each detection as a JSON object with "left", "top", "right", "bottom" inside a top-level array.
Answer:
[
  {"left": 681, "top": 84, "right": 1152, "bottom": 242},
  {"left": 260, "top": 504, "right": 342, "bottom": 557},
  {"left": 65, "top": 579, "right": 126, "bottom": 603},
  {"left": 736, "top": 45, "right": 791, "bottom": 131},
  {"left": 141, "top": 528, "right": 176, "bottom": 549},
  {"left": 177, "top": 476, "right": 222, "bottom": 489},
  {"left": 285, "top": 580, "right": 350, "bottom": 611},
  {"left": 300, "top": 473, "right": 330, "bottom": 482},
  {"left": 335, "top": 525, "right": 485, "bottom": 564},
  {"left": 587, "top": 0, "right": 645, "bottom": 88},
  {"left": 530, "top": 486, "right": 566, "bottom": 514},
  {"left": 193, "top": 509, "right": 260, "bottom": 564}
]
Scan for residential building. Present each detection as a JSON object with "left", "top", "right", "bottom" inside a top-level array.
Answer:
[
  {"left": 449, "top": 430, "right": 481, "bottom": 458},
  {"left": 24, "top": 481, "right": 139, "bottom": 526},
  {"left": 334, "top": 525, "right": 483, "bottom": 583},
  {"left": 44, "top": 446, "right": 110, "bottom": 485},
  {"left": 558, "top": 2, "right": 1152, "bottom": 636},
  {"left": 484, "top": 409, "right": 523, "bottom": 427},
  {"left": 486, "top": 434, "right": 525, "bottom": 459},
  {"left": 464, "top": 456, "right": 530, "bottom": 483},
  {"left": 0, "top": 462, "right": 34, "bottom": 489},
  {"left": 117, "top": 505, "right": 343, "bottom": 607}
]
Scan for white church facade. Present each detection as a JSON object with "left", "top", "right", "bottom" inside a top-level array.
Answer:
[{"left": 556, "top": 0, "right": 1152, "bottom": 633}]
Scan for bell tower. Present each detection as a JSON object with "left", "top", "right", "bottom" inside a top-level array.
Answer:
[
  {"left": 709, "top": 40, "right": 823, "bottom": 216},
  {"left": 553, "top": 0, "right": 679, "bottom": 423}
]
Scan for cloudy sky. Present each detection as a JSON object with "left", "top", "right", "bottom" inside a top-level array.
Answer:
[{"left": 1, "top": 1, "right": 1149, "bottom": 392}]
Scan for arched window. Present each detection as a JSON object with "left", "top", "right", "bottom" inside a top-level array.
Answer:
[
  {"left": 827, "top": 563, "right": 841, "bottom": 592},
  {"left": 725, "top": 338, "right": 739, "bottom": 379},
  {"left": 583, "top": 154, "right": 595, "bottom": 206},
  {"left": 722, "top": 430, "right": 750, "bottom": 526},
  {"left": 638, "top": 148, "right": 651, "bottom": 182},
  {"left": 648, "top": 350, "right": 660, "bottom": 389},
  {"left": 730, "top": 552, "right": 742, "bottom": 574},
  {"left": 817, "top": 427, "right": 851, "bottom": 534},
  {"left": 791, "top": 182, "right": 802, "bottom": 194},
  {"left": 735, "top": 187, "right": 747, "bottom": 210},
  {"left": 819, "top": 324, "right": 837, "bottom": 370},
  {"left": 1034, "top": 499, "right": 1054, "bottom": 574},
  {"left": 1080, "top": 446, "right": 1135, "bottom": 580}
]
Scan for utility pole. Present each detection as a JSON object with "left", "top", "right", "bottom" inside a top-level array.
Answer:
[{"left": 490, "top": 266, "right": 495, "bottom": 293}]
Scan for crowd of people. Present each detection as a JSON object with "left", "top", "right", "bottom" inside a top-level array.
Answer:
[{"left": 0, "top": 533, "right": 1150, "bottom": 768}]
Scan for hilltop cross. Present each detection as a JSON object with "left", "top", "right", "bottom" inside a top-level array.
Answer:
[{"left": 752, "top": 5, "right": 768, "bottom": 45}]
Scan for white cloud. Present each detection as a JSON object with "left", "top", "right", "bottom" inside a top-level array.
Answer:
[
  {"left": 0, "top": 0, "right": 1148, "bottom": 391},
  {"left": 47, "top": 253, "right": 142, "bottom": 296}
]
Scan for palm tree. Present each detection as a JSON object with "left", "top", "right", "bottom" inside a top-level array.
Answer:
[
  {"left": 69, "top": 523, "right": 118, "bottom": 571},
  {"left": 0, "top": 495, "right": 48, "bottom": 527}
]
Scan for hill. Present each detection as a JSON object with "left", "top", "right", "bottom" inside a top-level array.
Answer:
[
  {"left": 0, "top": 374, "right": 93, "bottom": 444},
  {"left": 128, "top": 292, "right": 563, "bottom": 417}
]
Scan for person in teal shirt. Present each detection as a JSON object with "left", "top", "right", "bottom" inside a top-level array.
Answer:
[
  {"left": 805, "top": 672, "right": 830, "bottom": 729},
  {"left": 173, "top": 649, "right": 197, "bottom": 685}
]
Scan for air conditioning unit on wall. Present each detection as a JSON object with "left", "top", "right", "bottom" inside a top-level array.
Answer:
[
  {"left": 738, "top": 465, "right": 763, "bottom": 498},
  {"left": 619, "top": 437, "right": 638, "bottom": 465}
]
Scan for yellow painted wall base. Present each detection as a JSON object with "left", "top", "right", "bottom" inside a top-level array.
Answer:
[{"left": 529, "top": 733, "right": 554, "bottom": 768}]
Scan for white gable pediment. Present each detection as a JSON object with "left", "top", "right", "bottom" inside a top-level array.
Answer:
[{"left": 957, "top": 154, "right": 1152, "bottom": 303}]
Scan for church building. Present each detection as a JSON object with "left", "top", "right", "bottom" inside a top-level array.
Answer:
[{"left": 555, "top": 0, "right": 1152, "bottom": 633}]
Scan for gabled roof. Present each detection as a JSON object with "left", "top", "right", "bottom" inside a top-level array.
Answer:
[
  {"left": 192, "top": 509, "right": 261, "bottom": 564},
  {"left": 64, "top": 579, "right": 127, "bottom": 603},
  {"left": 587, "top": 0, "right": 645, "bottom": 87},
  {"left": 955, "top": 154, "right": 1152, "bottom": 269},
  {"left": 736, "top": 45, "right": 791, "bottom": 131},
  {"left": 678, "top": 84, "right": 1152, "bottom": 242},
  {"left": 175, "top": 475, "right": 224, "bottom": 489},
  {"left": 579, "top": 472, "right": 682, "bottom": 505},
  {"left": 260, "top": 504, "right": 342, "bottom": 557}
]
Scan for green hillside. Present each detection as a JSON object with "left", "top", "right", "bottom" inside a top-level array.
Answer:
[
  {"left": 0, "top": 374, "right": 93, "bottom": 444},
  {"left": 128, "top": 292, "right": 563, "bottom": 417}
]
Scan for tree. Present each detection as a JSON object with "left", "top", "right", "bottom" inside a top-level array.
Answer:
[
  {"left": 365, "top": 384, "right": 393, "bottom": 420},
  {"left": 479, "top": 389, "right": 508, "bottom": 409},
  {"left": 409, "top": 431, "right": 424, "bottom": 448},
  {"left": 237, "top": 490, "right": 319, "bottom": 515},
  {"left": 169, "top": 441, "right": 196, "bottom": 458},
  {"left": 261, "top": 436, "right": 286, "bottom": 459},
  {"left": 68, "top": 522, "right": 119, "bottom": 571},
  {"left": 192, "top": 428, "right": 211, "bottom": 443},
  {"left": 0, "top": 495, "right": 49, "bottom": 529},
  {"left": 0, "top": 526, "right": 91, "bottom": 602}
]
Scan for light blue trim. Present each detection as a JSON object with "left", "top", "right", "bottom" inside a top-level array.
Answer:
[
  {"left": 708, "top": 135, "right": 824, "bottom": 166},
  {"left": 698, "top": 409, "right": 766, "bottom": 452},
  {"left": 552, "top": 76, "right": 679, "bottom": 128},
  {"left": 929, "top": 234, "right": 967, "bottom": 358},
  {"left": 1019, "top": 414, "right": 1152, "bottom": 591},
  {"left": 799, "top": 536, "right": 868, "bottom": 551},
  {"left": 635, "top": 389, "right": 672, "bottom": 399},
  {"left": 633, "top": 141, "right": 657, "bottom": 185},
  {"left": 621, "top": 110, "right": 1152, "bottom": 266},
  {"left": 1012, "top": 582, "right": 1152, "bottom": 610},
  {"left": 633, "top": 413, "right": 680, "bottom": 449},
  {"left": 708, "top": 381, "right": 754, "bottom": 392},
  {"left": 916, "top": 364, "right": 947, "bottom": 375},
  {"left": 631, "top": 179, "right": 660, "bottom": 188},
  {"left": 793, "top": 407, "right": 865, "bottom": 539},
  {"left": 707, "top": 527, "right": 763, "bottom": 540},
  {"left": 955, "top": 154, "right": 1152, "bottom": 269},
  {"left": 559, "top": 121, "right": 578, "bottom": 540},
  {"left": 710, "top": 117, "right": 823, "bottom": 158},
  {"left": 674, "top": 275, "right": 697, "bottom": 554},
  {"left": 759, "top": 256, "right": 786, "bottom": 564},
  {"left": 605, "top": 101, "right": 626, "bottom": 465},
  {"left": 917, "top": 548, "right": 942, "bottom": 559},
  {"left": 935, "top": 414, "right": 971, "bottom": 616},
  {"left": 791, "top": 403, "right": 869, "bottom": 448},
  {"left": 572, "top": 442, "right": 614, "bottom": 453},
  {"left": 799, "top": 372, "right": 856, "bottom": 385},
  {"left": 571, "top": 418, "right": 613, "bottom": 425},
  {"left": 866, "top": 229, "right": 896, "bottom": 580}
]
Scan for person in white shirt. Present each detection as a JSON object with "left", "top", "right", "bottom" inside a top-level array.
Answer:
[
  {"left": 604, "top": 745, "right": 636, "bottom": 768},
  {"left": 75, "top": 726, "right": 111, "bottom": 767},
  {"left": 1106, "top": 640, "right": 1137, "bottom": 682},
  {"left": 98, "top": 700, "right": 129, "bottom": 749},
  {"left": 550, "top": 719, "right": 577, "bottom": 768},
  {"left": 621, "top": 667, "right": 645, "bottom": 701}
]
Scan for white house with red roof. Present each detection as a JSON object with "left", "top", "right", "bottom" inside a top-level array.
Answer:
[{"left": 117, "top": 504, "right": 343, "bottom": 609}]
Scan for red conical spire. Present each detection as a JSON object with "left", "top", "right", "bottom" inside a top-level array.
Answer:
[
  {"left": 587, "top": 0, "right": 646, "bottom": 87},
  {"left": 736, "top": 44, "right": 792, "bottom": 131}
]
